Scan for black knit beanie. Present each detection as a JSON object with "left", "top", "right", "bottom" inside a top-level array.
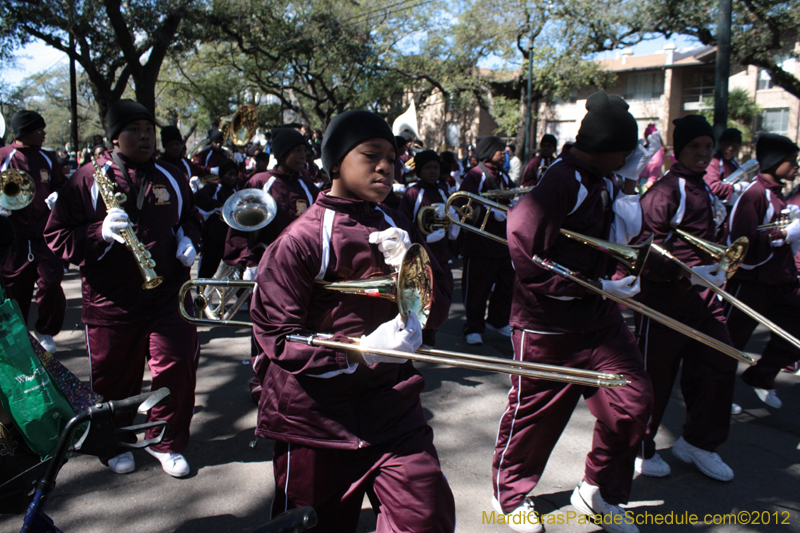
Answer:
[
  {"left": 161, "top": 125, "right": 183, "bottom": 147},
  {"left": 672, "top": 115, "right": 714, "bottom": 158},
  {"left": 270, "top": 128, "right": 307, "bottom": 165},
  {"left": 475, "top": 136, "right": 505, "bottom": 162},
  {"left": 321, "top": 111, "right": 397, "bottom": 174},
  {"left": 217, "top": 158, "right": 239, "bottom": 178},
  {"left": 106, "top": 99, "right": 155, "bottom": 141},
  {"left": 756, "top": 133, "right": 799, "bottom": 173},
  {"left": 718, "top": 128, "right": 742, "bottom": 144},
  {"left": 573, "top": 91, "right": 638, "bottom": 154},
  {"left": 414, "top": 150, "right": 440, "bottom": 171},
  {"left": 11, "top": 110, "right": 46, "bottom": 139},
  {"left": 209, "top": 130, "right": 224, "bottom": 143},
  {"left": 541, "top": 134, "right": 557, "bottom": 147}
]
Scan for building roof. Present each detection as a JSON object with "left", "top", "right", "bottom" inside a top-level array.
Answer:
[{"left": 595, "top": 45, "right": 715, "bottom": 72}]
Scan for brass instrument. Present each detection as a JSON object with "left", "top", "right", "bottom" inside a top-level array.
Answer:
[
  {"left": 188, "top": 104, "right": 259, "bottom": 161},
  {"left": 721, "top": 159, "right": 759, "bottom": 186},
  {"left": 649, "top": 242, "right": 800, "bottom": 353},
  {"left": 222, "top": 189, "right": 278, "bottom": 232},
  {"left": 0, "top": 169, "right": 35, "bottom": 210},
  {"left": 444, "top": 191, "right": 755, "bottom": 364},
  {"left": 756, "top": 208, "right": 799, "bottom": 231},
  {"left": 481, "top": 187, "right": 533, "bottom": 201},
  {"left": 181, "top": 243, "right": 435, "bottom": 329},
  {"left": 90, "top": 156, "right": 163, "bottom": 289},
  {"left": 415, "top": 205, "right": 451, "bottom": 236},
  {"left": 671, "top": 227, "right": 749, "bottom": 279}
]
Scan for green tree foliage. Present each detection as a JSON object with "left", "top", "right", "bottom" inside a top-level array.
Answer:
[
  {"left": 699, "top": 87, "right": 761, "bottom": 142},
  {"left": 646, "top": 0, "right": 800, "bottom": 99}
]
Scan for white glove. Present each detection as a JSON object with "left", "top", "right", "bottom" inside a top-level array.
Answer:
[
  {"left": 600, "top": 275, "right": 641, "bottom": 299},
  {"left": 733, "top": 182, "right": 747, "bottom": 194},
  {"left": 690, "top": 263, "right": 726, "bottom": 288},
  {"left": 392, "top": 183, "right": 407, "bottom": 194},
  {"left": 448, "top": 207, "right": 461, "bottom": 239},
  {"left": 45, "top": 192, "right": 58, "bottom": 210},
  {"left": 210, "top": 167, "right": 220, "bottom": 176},
  {"left": 176, "top": 236, "right": 197, "bottom": 267},
  {"left": 189, "top": 176, "right": 200, "bottom": 193},
  {"left": 359, "top": 313, "right": 422, "bottom": 365},
  {"left": 0, "top": 206, "right": 11, "bottom": 217},
  {"left": 101, "top": 208, "right": 129, "bottom": 244},
  {"left": 243, "top": 266, "right": 258, "bottom": 280},
  {"left": 492, "top": 209, "right": 507, "bottom": 222},
  {"left": 369, "top": 227, "right": 412, "bottom": 270},
  {"left": 616, "top": 141, "right": 649, "bottom": 180},
  {"left": 786, "top": 204, "right": 800, "bottom": 218},
  {"left": 712, "top": 197, "right": 727, "bottom": 228},
  {"left": 426, "top": 228, "right": 446, "bottom": 243},
  {"left": 784, "top": 218, "right": 800, "bottom": 243},
  {"left": 432, "top": 203, "right": 446, "bottom": 218}
]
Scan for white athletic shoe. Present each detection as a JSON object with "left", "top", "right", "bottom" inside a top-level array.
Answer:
[
  {"left": 570, "top": 481, "right": 639, "bottom": 533},
  {"left": 465, "top": 333, "right": 483, "bottom": 345},
  {"left": 486, "top": 323, "right": 513, "bottom": 337},
  {"left": 753, "top": 388, "right": 782, "bottom": 409},
  {"left": 146, "top": 447, "right": 190, "bottom": 478},
  {"left": 38, "top": 334, "right": 56, "bottom": 354},
  {"left": 491, "top": 496, "right": 543, "bottom": 533},
  {"left": 731, "top": 403, "right": 742, "bottom": 415},
  {"left": 107, "top": 452, "right": 135, "bottom": 474},
  {"left": 634, "top": 453, "right": 671, "bottom": 477},
  {"left": 671, "top": 437, "right": 733, "bottom": 482}
]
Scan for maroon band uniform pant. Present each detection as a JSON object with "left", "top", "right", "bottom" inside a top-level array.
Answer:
[
  {"left": 85, "top": 309, "right": 199, "bottom": 455},
  {"left": 462, "top": 255, "right": 513, "bottom": 335},
  {"left": 492, "top": 322, "right": 652, "bottom": 511}
]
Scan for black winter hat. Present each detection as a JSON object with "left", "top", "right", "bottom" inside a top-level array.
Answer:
[
  {"left": 414, "top": 150, "right": 440, "bottom": 171},
  {"left": 756, "top": 133, "right": 799, "bottom": 173},
  {"left": 321, "top": 111, "right": 397, "bottom": 174},
  {"left": 573, "top": 91, "right": 638, "bottom": 154},
  {"left": 541, "top": 134, "right": 557, "bottom": 147},
  {"left": 217, "top": 158, "right": 239, "bottom": 178},
  {"left": 106, "top": 99, "right": 155, "bottom": 141},
  {"left": 270, "top": 128, "right": 307, "bottom": 165},
  {"left": 475, "top": 136, "right": 505, "bottom": 162},
  {"left": 161, "top": 125, "right": 183, "bottom": 146},
  {"left": 11, "top": 110, "right": 46, "bottom": 140},
  {"left": 719, "top": 128, "right": 742, "bottom": 144},
  {"left": 209, "top": 130, "right": 224, "bottom": 143},
  {"left": 672, "top": 114, "right": 714, "bottom": 158}
]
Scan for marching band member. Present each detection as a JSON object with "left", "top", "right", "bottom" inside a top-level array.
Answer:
[
  {"left": 637, "top": 124, "right": 664, "bottom": 193},
  {"left": 250, "top": 110, "right": 455, "bottom": 531},
  {"left": 704, "top": 128, "right": 745, "bottom": 204},
  {"left": 725, "top": 133, "right": 800, "bottom": 409},
  {"left": 458, "top": 135, "right": 515, "bottom": 345},
  {"left": 44, "top": 100, "right": 202, "bottom": 478},
  {"left": 195, "top": 159, "right": 238, "bottom": 279},
  {"left": 520, "top": 134, "right": 557, "bottom": 187},
  {"left": 399, "top": 150, "right": 458, "bottom": 347},
  {"left": 631, "top": 115, "right": 737, "bottom": 482},
  {"left": 222, "top": 128, "right": 319, "bottom": 403},
  {"left": 492, "top": 91, "right": 652, "bottom": 533},
  {"left": 192, "top": 129, "right": 228, "bottom": 169},
  {"left": 157, "top": 125, "right": 217, "bottom": 184},
  {"left": 0, "top": 110, "right": 66, "bottom": 354}
]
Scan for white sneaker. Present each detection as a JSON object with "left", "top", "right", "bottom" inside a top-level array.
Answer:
[
  {"left": 145, "top": 447, "right": 190, "bottom": 478},
  {"left": 671, "top": 436, "right": 733, "bottom": 481},
  {"left": 38, "top": 334, "right": 56, "bottom": 354},
  {"left": 753, "top": 388, "right": 782, "bottom": 409},
  {"left": 731, "top": 403, "right": 742, "bottom": 415},
  {"left": 108, "top": 452, "right": 135, "bottom": 474},
  {"left": 570, "top": 481, "right": 639, "bottom": 533},
  {"left": 465, "top": 333, "right": 483, "bottom": 345},
  {"left": 485, "top": 323, "right": 513, "bottom": 337},
  {"left": 634, "top": 453, "right": 671, "bottom": 477},
  {"left": 491, "top": 496, "right": 543, "bottom": 533}
]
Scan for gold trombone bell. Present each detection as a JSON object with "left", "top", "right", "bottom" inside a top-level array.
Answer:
[{"left": 0, "top": 169, "right": 35, "bottom": 210}]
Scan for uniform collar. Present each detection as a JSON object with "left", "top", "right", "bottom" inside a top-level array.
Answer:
[
  {"left": 316, "top": 189, "right": 379, "bottom": 215},
  {"left": 756, "top": 173, "right": 784, "bottom": 193},
  {"left": 668, "top": 162, "right": 706, "bottom": 181}
]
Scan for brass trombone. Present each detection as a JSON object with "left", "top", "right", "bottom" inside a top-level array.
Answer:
[
  {"left": 178, "top": 245, "right": 629, "bottom": 388},
  {"left": 443, "top": 191, "right": 755, "bottom": 364},
  {"left": 756, "top": 208, "right": 798, "bottom": 231},
  {"left": 415, "top": 205, "right": 450, "bottom": 236},
  {"left": 481, "top": 186, "right": 534, "bottom": 201},
  {"left": 670, "top": 227, "right": 748, "bottom": 279}
]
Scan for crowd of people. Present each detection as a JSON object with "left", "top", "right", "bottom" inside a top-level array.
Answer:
[{"left": 1, "top": 91, "right": 798, "bottom": 532}]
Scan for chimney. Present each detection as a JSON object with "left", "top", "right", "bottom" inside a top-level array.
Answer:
[
  {"left": 664, "top": 42, "right": 677, "bottom": 65},
  {"left": 621, "top": 50, "right": 633, "bottom": 65}
]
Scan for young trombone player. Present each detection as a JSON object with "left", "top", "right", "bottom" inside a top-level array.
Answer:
[
  {"left": 630, "top": 115, "right": 737, "bottom": 482},
  {"left": 492, "top": 91, "right": 654, "bottom": 533},
  {"left": 725, "top": 133, "right": 800, "bottom": 409},
  {"left": 249, "top": 111, "right": 455, "bottom": 531}
]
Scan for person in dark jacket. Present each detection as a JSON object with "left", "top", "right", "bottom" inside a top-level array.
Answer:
[{"left": 250, "top": 110, "right": 455, "bottom": 531}]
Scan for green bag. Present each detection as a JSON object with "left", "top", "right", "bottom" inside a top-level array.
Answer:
[{"left": 0, "top": 293, "right": 76, "bottom": 458}]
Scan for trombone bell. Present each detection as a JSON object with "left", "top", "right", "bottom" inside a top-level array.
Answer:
[
  {"left": 559, "top": 229, "right": 653, "bottom": 277},
  {"left": 0, "top": 169, "right": 35, "bottom": 210}
]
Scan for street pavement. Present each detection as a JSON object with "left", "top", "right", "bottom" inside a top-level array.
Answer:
[{"left": 1, "top": 260, "right": 799, "bottom": 532}]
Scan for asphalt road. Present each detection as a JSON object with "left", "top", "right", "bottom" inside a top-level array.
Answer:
[{"left": 1, "top": 260, "right": 798, "bottom": 533}]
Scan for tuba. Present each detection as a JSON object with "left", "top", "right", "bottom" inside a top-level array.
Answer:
[
  {"left": 0, "top": 169, "right": 35, "bottom": 210},
  {"left": 721, "top": 159, "right": 759, "bottom": 186},
  {"left": 221, "top": 189, "right": 278, "bottom": 232},
  {"left": 224, "top": 104, "right": 259, "bottom": 147}
]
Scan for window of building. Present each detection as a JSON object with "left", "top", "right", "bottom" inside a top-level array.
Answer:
[
  {"left": 761, "top": 108, "right": 790, "bottom": 135},
  {"left": 682, "top": 67, "right": 716, "bottom": 107},
  {"left": 757, "top": 69, "right": 775, "bottom": 91},
  {"left": 545, "top": 121, "right": 578, "bottom": 144},
  {"left": 625, "top": 71, "right": 664, "bottom": 101}
]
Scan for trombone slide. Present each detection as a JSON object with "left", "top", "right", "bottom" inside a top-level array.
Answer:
[{"left": 287, "top": 334, "right": 630, "bottom": 388}]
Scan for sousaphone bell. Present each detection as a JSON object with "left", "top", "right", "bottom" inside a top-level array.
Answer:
[
  {"left": 222, "top": 189, "right": 278, "bottom": 232},
  {"left": 0, "top": 169, "right": 35, "bottom": 210}
]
